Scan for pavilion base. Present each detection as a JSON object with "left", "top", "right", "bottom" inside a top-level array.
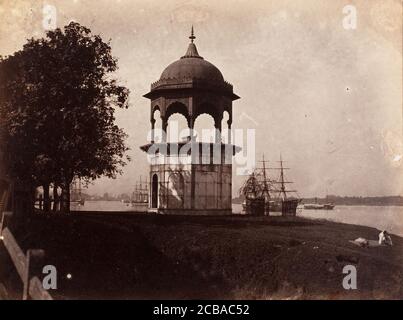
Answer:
[{"left": 147, "top": 208, "right": 232, "bottom": 216}]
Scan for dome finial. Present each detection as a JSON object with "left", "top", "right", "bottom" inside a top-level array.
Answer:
[
  {"left": 181, "top": 26, "right": 203, "bottom": 59},
  {"left": 189, "top": 25, "right": 195, "bottom": 43}
]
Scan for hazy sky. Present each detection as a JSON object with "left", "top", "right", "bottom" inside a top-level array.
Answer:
[{"left": 0, "top": 0, "right": 402, "bottom": 197}]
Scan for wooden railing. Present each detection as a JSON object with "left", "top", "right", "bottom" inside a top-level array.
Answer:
[{"left": 0, "top": 211, "right": 53, "bottom": 300}]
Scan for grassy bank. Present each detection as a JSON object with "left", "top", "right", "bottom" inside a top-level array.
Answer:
[{"left": 1, "top": 213, "right": 402, "bottom": 299}]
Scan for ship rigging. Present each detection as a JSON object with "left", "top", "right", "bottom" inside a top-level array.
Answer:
[{"left": 240, "top": 154, "right": 300, "bottom": 216}]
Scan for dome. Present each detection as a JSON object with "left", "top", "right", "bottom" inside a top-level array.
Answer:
[
  {"left": 160, "top": 57, "right": 224, "bottom": 83},
  {"left": 144, "top": 27, "right": 239, "bottom": 101},
  {"left": 159, "top": 35, "right": 224, "bottom": 83}
]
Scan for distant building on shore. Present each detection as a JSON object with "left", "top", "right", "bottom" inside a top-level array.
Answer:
[{"left": 141, "top": 27, "right": 240, "bottom": 215}]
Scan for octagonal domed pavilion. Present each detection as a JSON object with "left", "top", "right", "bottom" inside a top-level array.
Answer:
[{"left": 141, "top": 27, "right": 240, "bottom": 215}]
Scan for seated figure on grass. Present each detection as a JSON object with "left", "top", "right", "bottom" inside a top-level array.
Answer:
[{"left": 378, "top": 230, "right": 393, "bottom": 246}]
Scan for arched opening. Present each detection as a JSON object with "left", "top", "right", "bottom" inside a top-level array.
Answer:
[
  {"left": 165, "top": 102, "right": 190, "bottom": 142},
  {"left": 222, "top": 111, "right": 231, "bottom": 144},
  {"left": 167, "top": 113, "right": 189, "bottom": 142},
  {"left": 151, "top": 107, "right": 163, "bottom": 143},
  {"left": 151, "top": 174, "right": 158, "bottom": 208},
  {"left": 193, "top": 113, "right": 216, "bottom": 142}
]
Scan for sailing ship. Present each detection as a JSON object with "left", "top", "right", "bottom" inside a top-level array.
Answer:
[
  {"left": 267, "top": 155, "right": 300, "bottom": 215},
  {"left": 130, "top": 176, "right": 149, "bottom": 211},
  {"left": 70, "top": 178, "right": 85, "bottom": 206},
  {"left": 239, "top": 172, "right": 265, "bottom": 215},
  {"left": 240, "top": 154, "right": 300, "bottom": 216},
  {"left": 303, "top": 197, "right": 335, "bottom": 210}
]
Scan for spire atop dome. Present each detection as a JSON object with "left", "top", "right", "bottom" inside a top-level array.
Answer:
[
  {"left": 189, "top": 25, "right": 195, "bottom": 43},
  {"left": 181, "top": 26, "right": 203, "bottom": 59}
]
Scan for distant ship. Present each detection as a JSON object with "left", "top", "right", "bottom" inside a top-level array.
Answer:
[
  {"left": 239, "top": 172, "right": 265, "bottom": 215},
  {"left": 303, "top": 197, "right": 335, "bottom": 210},
  {"left": 70, "top": 178, "right": 85, "bottom": 206},
  {"left": 240, "top": 154, "right": 300, "bottom": 216},
  {"left": 130, "top": 176, "right": 149, "bottom": 211},
  {"left": 303, "top": 203, "right": 335, "bottom": 210}
]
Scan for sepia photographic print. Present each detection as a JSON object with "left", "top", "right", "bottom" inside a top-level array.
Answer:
[{"left": 0, "top": 0, "right": 402, "bottom": 308}]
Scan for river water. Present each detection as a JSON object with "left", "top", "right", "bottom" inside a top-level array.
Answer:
[
  {"left": 73, "top": 201, "right": 403, "bottom": 237},
  {"left": 233, "top": 204, "right": 403, "bottom": 237}
]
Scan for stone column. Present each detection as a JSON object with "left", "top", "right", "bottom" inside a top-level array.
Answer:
[
  {"left": 214, "top": 117, "right": 222, "bottom": 143},
  {"left": 227, "top": 120, "right": 232, "bottom": 144},
  {"left": 150, "top": 118, "right": 156, "bottom": 143},
  {"left": 162, "top": 118, "right": 168, "bottom": 142}
]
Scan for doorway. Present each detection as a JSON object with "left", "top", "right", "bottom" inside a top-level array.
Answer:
[{"left": 151, "top": 174, "right": 158, "bottom": 208}]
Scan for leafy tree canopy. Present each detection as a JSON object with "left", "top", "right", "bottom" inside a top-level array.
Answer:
[{"left": 0, "top": 22, "right": 130, "bottom": 191}]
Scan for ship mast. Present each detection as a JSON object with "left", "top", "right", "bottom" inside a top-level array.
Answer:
[
  {"left": 268, "top": 154, "right": 297, "bottom": 200},
  {"left": 279, "top": 154, "right": 287, "bottom": 200},
  {"left": 144, "top": 177, "right": 148, "bottom": 202},
  {"left": 139, "top": 176, "right": 142, "bottom": 202},
  {"left": 132, "top": 176, "right": 149, "bottom": 203},
  {"left": 134, "top": 181, "right": 138, "bottom": 202},
  {"left": 258, "top": 154, "right": 271, "bottom": 200},
  {"left": 240, "top": 171, "right": 262, "bottom": 199}
]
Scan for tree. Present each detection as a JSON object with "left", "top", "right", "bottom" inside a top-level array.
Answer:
[{"left": 0, "top": 22, "right": 130, "bottom": 214}]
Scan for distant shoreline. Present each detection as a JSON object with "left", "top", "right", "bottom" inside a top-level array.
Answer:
[
  {"left": 81, "top": 194, "right": 403, "bottom": 207},
  {"left": 81, "top": 199, "right": 403, "bottom": 207},
  {"left": 232, "top": 196, "right": 403, "bottom": 207}
]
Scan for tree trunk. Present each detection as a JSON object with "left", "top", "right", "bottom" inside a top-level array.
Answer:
[
  {"left": 52, "top": 183, "right": 59, "bottom": 212},
  {"left": 61, "top": 183, "right": 70, "bottom": 213},
  {"left": 43, "top": 183, "right": 50, "bottom": 212},
  {"left": 9, "top": 180, "right": 35, "bottom": 230}
]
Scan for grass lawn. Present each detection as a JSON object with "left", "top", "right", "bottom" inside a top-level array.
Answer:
[{"left": 1, "top": 212, "right": 402, "bottom": 299}]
